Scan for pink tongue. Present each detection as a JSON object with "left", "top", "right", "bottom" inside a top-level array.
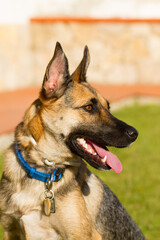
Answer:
[{"left": 88, "top": 141, "right": 122, "bottom": 174}]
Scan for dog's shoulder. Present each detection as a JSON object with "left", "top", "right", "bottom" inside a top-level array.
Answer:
[
  {"left": 79, "top": 169, "right": 103, "bottom": 225},
  {"left": 95, "top": 180, "right": 145, "bottom": 240}
]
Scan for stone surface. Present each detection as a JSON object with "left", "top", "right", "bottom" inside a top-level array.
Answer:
[{"left": 1, "top": 23, "right": 160, "bottom": 91}]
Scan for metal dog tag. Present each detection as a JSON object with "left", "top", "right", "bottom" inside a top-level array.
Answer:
[
  {"left": 43, "top": 189, "right": 56, "bottom": 216},
  {"left": 44, "top": 198, "right": 51, "bottom": 216},
  {"left": 44, "top": 198, "right": 55, "bottom": 215},
  {"left": 50, "top": 198, "right": 55, "bottom": 213},
  {"left": 43, "top": 176, "right": 56, "bottom": 216}
]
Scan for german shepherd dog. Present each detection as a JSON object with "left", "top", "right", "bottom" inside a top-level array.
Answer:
[{"left": 0, "top": 43, "right": 145, "bottom": 240}]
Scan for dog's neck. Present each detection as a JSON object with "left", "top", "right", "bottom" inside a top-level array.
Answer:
[{"left": 29, "top": 135, "right": 81, "bottom": 168}]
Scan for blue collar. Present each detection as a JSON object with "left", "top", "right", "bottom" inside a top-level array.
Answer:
[{"left": 15, "top": 145, "right": 63, "bottom": 183}]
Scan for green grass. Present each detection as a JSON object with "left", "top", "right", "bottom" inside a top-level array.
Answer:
[{"left": 0, "top": 104, "right": 160, "bottom": 239}]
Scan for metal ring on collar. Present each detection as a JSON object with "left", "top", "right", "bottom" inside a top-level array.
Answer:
[
  {"left": 43, "top": 189, "right": 54, "bottom": 200},
  {"left": 45, "top": 172, "right": 53, "bottom": 190}
]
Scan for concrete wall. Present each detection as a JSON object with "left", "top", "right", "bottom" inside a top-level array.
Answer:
[
  {"left": 2, "top": 0, "right": 160, "bottom": 24},
  {"left": 1, "top": 0, "right": 160, "bottom": 91},
  {"left": 1, "top": 22, "right": 160, "bottom": 91}
]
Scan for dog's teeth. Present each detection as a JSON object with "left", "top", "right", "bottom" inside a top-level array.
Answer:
[
  {"left": 84, "top": 143, "right": 88, "bottom": 149},
  {"left": 90, "top": 149, "right": 96, "bottom": 155},
  {"left": 83, "top": 140, "right": 87, "bottom": 146},
  {"left": 77, "top": 138, "right": 86, "bottom": 145},
  {"left": 77, "top": 138, "right": 96, "bottom": 155},
  {"left": 77, "top": 138, "right": 88, "bottom": 150},
  {"left": 101, "top": 155, "right": 107, "bottom": 163}
]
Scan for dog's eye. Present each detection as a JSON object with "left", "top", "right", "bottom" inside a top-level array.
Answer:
[{"left": 85, "top": 105, "right": 93, "bottom": 111}]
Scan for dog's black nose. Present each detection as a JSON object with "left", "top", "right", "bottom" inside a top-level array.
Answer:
[{"left": 126, "top": 127, "right": 138, "bottom": 141}]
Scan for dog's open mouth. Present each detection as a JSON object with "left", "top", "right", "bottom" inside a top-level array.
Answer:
[{"left": 75, "top": 137, "right": 122, "bottom": 174}]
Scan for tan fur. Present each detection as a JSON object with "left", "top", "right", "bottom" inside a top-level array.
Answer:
[
  {"left": 0, "top": 44, "right": 105, "bottom": 239},
  {"left": 1, "top": 136, "right": 103, "bottom": 239},
  {"left": 0, "top": 43, "right": 143, "bottom": 240}
]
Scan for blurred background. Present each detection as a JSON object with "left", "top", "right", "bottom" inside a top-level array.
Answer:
[
  {"left": 1, "top": 0, "right": 160, "bottom": 90},
  {"left": 0, "top": 1, "right": 160, "bottom": 239}
]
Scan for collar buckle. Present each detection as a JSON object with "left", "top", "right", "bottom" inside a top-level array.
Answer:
[{"left": 15, "top": 144, "right": 64, "bottom": 183}]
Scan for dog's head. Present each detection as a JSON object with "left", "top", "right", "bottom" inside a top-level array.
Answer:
[{"left": 29, "top": 42, "right": 138, "bottom": 173}]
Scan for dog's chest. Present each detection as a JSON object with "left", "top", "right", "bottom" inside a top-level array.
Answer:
[
  {"left": 21, "top": 211, "right": 62, "bottom": 240},
  {"left": 9, "top": 183, "right": 43, "bottom": 214}
]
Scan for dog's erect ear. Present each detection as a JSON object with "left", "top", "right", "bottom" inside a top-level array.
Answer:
[
  {"left": 40, "top": 42, "right": 70, "bottom": 99},
  {"left": 71, "top": 46, "right": 90, "bottom": 83}
]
